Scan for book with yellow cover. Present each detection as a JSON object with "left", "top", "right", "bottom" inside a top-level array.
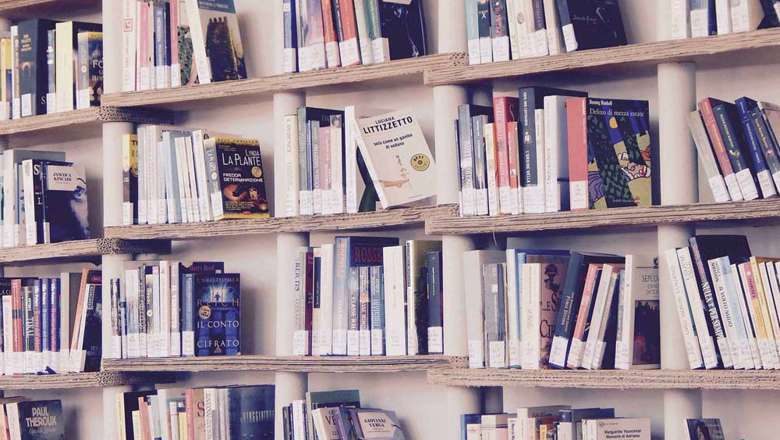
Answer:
[{"left": 204, "top": 136, "right": 269, "bottom": 220}]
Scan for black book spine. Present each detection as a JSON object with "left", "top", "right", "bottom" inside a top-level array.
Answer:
[
  {"left": 750, "top": 109, "right": 780, "bottom": 176},
  {"left": 713, "top": 103, "right": 751, "bottom": 172},
  {"left": 31, "top": 160, "right": 45, "bottom": 244},
  {"left": 331, "top": 0, "right": 344, "bottom": 42},
  {"left": 477, "top": 0, "right": 492, "bottom": 41},
  {"left": 689, "top": 238, "right": 729, "bottom": 365},
  {"left": 532, "top": 0, "right": 546, "bottom": 31},
  {"left": 520, "top": 88, "right": 537, "bottom": 187},
  {"left": 46, "top": 29, "right": 55, "bottom": 114},
  {"left": 19, "top": 20, "right": 53, "bottom": 116}
]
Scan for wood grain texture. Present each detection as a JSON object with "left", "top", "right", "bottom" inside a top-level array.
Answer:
[
  {"left": 102, "top": 53, "right": 466, "bottom": 108},
  {"left": 104, "top": 205, "right": 452, "bottom": 241},
  {"left": 0, "top": 238, "right": 170, "bottom": 265},
  {"left": 425, "top": 28, "right": 780, "bottom": 86},
  {"left": 103, "top": 355, "right": 467, "bottom": 374},
  {"left": 425, "top": 200, "right": 780, "bottom": 235},
  {"left": 0, "top": 107, "right": 174, "bottom": 137},
  {"left": 0, "top": 0, "right": 97, "bottom": 18},
  {"left": 427, "top": 368, "right": 780, "bottom": 390},
  {"left": 0, "top": 371, "right": 176, "bottom": 391}
]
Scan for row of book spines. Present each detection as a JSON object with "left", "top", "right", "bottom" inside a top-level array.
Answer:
[
  {"left": 109, "top": 262, "right": 240, "bottom": 360},
  {"left": 670, "top": 0, "right": 770, "bottom": 39},
  {"left": 122, "top": 128, "right": 268, "bottom": 227},
  {"left": 293, "top": 239, "right": 443, "bottom": 357},
  {"left": 0, "top": 272, "right": 98, "bottom": 375},
  {"left": 6, "top": 20, "right": 102, "bottom": 120},
  {"left": 667, "top": 246, "right": 780, "bottom": 370},
  {"left": 692, "top": 97, "right": 780, "bottom": 203}
]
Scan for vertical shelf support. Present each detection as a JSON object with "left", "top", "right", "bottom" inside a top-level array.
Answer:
[
  {"left": 273, "top": 89, "right": 307, "bottom": 440},
  {"left": 657, "top": 1, "right": 702, "bottom": 431},
  {"left": 434, "top": 1, "right": 481, "bottom": 435}
]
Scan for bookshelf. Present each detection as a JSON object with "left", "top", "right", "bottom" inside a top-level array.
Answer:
[
  {"left": 102, "top": 355, "right": 466, "bottom": 374},
  {"left": 0, "top": 371, "right": 176, "bottom": 391},
  {"left": 103, "top": 205, "right": 454, "bottom": 241},
  {"left": 0, "top": 238, "right": 169, "bottom": 265}
]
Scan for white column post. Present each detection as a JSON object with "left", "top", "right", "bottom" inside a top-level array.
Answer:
[
  {"left": 435, "top": 1, "right": 480, "bottom": 437},
  {"left": 272, "top": 85, "right": 308, "bottom": 440},
  {"left": 657, "top": 1, "right": 702, "bottom": 436}
]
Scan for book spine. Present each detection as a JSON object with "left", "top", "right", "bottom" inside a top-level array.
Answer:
[
  {"left": 549, "top": 254, "right": 583, "bottom": 368},
  {"left": 690, "top": 0, "right": 712, "bottom": 37},
  {"left": 353, "top": 0, "right": 374, "bottom": 64},
  {"left": 337, "top": 0, "right": 361, "bottom": 66},
  {"left": 311, "top": 121, "right": 322, "bottom": 214},
  {"left": 752, "top": 108, "right": 780, "bottom": 192},
  {"left": 369, "top": 265, "right": 384, "bottom": 355},
  {"left": 427, "top": 251, "right": 443, "bottom": 354},
  {"left": 347, "top": 266, "right": 360, "bottom": 356},
  {"left": 676, "top": 247, "right": 720, "bottom": 369},
  {"left": 716, "top": 0, "right": 733, "bottom": 34},
  {"left": 203, "top": 140, "right": 221, "bottom": 221},
  {"left": 181, "top": 272, "right": 194, "bottom": 357},
  {"left": 737, "top": 99, "right": 777, "bottom": 198},
  {"left": 688, "top": 110, "right": 730, "bottom": 202},
  {"left": 530, "top": 0, "right": 549, "bottom": 55},
  {"left": 713, "top": 103, "right": 759, "bottom": 200},
  {"left": 185, "top": 0, "right": 211, "bottom": 84},
  {"left": 505, "top": 250, "right": 521, "bottom": 367},
  {"left": 520, "top": 88, "right": 539, "bottom": 212},
  {"left": 21, "top": 161, "right": 36, "bottom": 246},
  {"left": 739, "top": 262, "right": 774, "bottom": 368},
  {"left": 321, "top": 0, "right": 341, "bottom": 68},
  {"left": 465, "top": 0, "right": 481, "bottom": 64},
  {"left": 297, "top": 109, "right": 313, "bottom": 215},
  {"left": 566, "top": 97, "right": 588, "bottom": 210},
  {"left": 332, "top": 237, "right": 349, "bottom": 355},
  {"left": 472, "top": 115, "right": 489, "bottom": 215},
  {"left": 192, "top": 131, "right": 213, "bottom": 222},
  {"left": 283, "top": 115, "right": 300, "bottom": 217},
  {"left": 292, "top": 249, "right": 308, "bottom": 356},
  {"left": 155, "top": 2, "right": 171, "bottom": 89},
  {"left": 367, "top": 0, "right": 388, "bottom": 63},
  {"left": 543, "top": 0, "right": 563, "bottom": 55},
  {"left": 732, "top": 262, "right": 762, "bottom": 368},
  {"left": 749, "top": 259, "right": 780, "bottom": 368},
  {"left": 543, "top": 96, "right": 562, "bottom": 212},
  {"left": 123, "top": 0, "right": 137, "bottom": 91},
  {"left": 477, "top": 0, "right": 493, "bottom": 63},
  {"left": 664, "top": 249, "right": 705, "bottom": 369},
  {"left": 405, "top": 241, "right": 418, "bottom": 355},
  {"left": 490, "top": 0, "right": 510, "bottom": 62},
  {"left": 11, "top": 26, "right": 19, "bottom": 119},
  {"left": 671, "top": 0, "right": 691, "bottom": 38},
  {"left": 46, "top": 29, "right": 56, "bottom": 114},
  {"left": 464, "top": 252, "right": 486, "bottom": 368},
  {"left": 358, "top": 266, "right": 371, "bottom": 356},
  {"left": 699, "top": 99, "right": 744, "bottom": 201},
  {"left": 76, "top": 33, "right": 89, "bottom": 110},
  {"left": 555, "top": 0, "right": 578, "bottom": 52},
  {"left": 170, "top": 0, "right": 181, "bottom": 87},
  {"left": 83, "top": 32, "right": 103, "bottom": 106},
  {"left": 709, "top": 259, "right": 746, "bottom": 369},
  {"left": 484, "top": 122, "right": 500, "bottom": 216},
  {"left": 328, "top": 114, "right": 344, "bottom": 214},
  {"left": 493, "top": 97, "right": 513, "bottom": 214},
  {"left": 483, "top": 263, "right": 506, "bottom": 368},
  {"left": 457, "top": 105, "right": 476, "bottom": 216},
  {"left": 283, "top": 0, "right": 298, "bottom": 73}
]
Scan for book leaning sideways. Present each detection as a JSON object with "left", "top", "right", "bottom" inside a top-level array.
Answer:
[{"left": 352, "top": 109, "right": 436, "bottom": 209}]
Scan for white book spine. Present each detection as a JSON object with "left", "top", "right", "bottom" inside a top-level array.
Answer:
[
  {"left": 184, "top": 137, "right": 201, "bottom": 223},
  {"left": 352, "top": 0, "right": 374, "bottom": 65},
  {"left": 21, "top": 160, "right": 36, "bottom": 245},
  {"left": 677, "top": 248, "right": 719, "bottom": 369},
  {"left": 690, "top": 3, "right": 711, "bottom": 37},
  {"left": 325, "top": 41, "right": 341, "bottom": 68},
  {"left": 758, "top": 262, "right": 780, "bottom": 364},
  {"left": 122, "top": 0, "right": 137, "bottom": 91},
  {"left": 716, "top": 0, "right": 733, "bottom": 34},
  {"left": 730, "top": 0, "right": 763, "bottom": 32},
  {"left": 192, "top": 131, "right": 213, "bottom": 222},
  {"left": 468, "top": 0, "right": 484, "bottom": 64},
  {"left": 339, "top": 38, "right": 361, "bottom": 67},
  {"left": 521, "top": 264, "right": 542, "bottom": 370},
  {"left": 709, "top": 259, "right": 748, "bottom": 368},
  {"left": 160, "top": 261, "right": 171, "bottom": 357},
  {"left": 543, "top": 0, "right": 563, "bottom": 55},
  {"left": 284, "top": 115, "right": 300, "bottom": 217},
  {"left": 485, "top": 123, "right": 500, "bottom": 216},
  {"left": 664, "top": 249, "right": 705, "bottom": 369},
  {"left": 738, "top": 264, "right": 774, "bottom": 368},
  {"left": 370, "top": 38, "right": 389, "bottom": 64},
  {"left": 505, "top": 250, "right": 521, "bottom": 368},
  {"left": 543, "top": 96, "right": 562, "bottom": 212},
  {"left": 3, "top": 153, "right": 15, "bottom": 247},
  {"left": 735, "top": 168, "right": 759, "bottom": 201},
  {"left": 319, "top": 244, "right": 335, "bottom": 355},
  {"left": 328, "top": 123, "right": 344, "bottom": 214},
  {"left": 581, "top": 267, "right": 612, "bottom": 370},
  {"left": 345, "top": 106, "right": 360, "bottom": 214},
  {"left": 670, "top": 0, "right": 691, "bottom": 39},
  {"left": 174, "top": 138, "right": 191, "bottom": 223},
  {"left": 479, "top": 36, "right": 493, "bottom": 64},
  {"left": 688, "top": 111, "right": 731, "bottom": 203},
  {"left": 384, "top": 246, "right": 406, "bottom": 356},
  {"left": 185, "top": 0, "right": 212, "bottom": 84},
  {"left": 731, "top": 263, "right": 761, "bottom": 368}
]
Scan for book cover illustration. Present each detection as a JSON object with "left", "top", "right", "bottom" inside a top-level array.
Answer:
[
  {"left": 560, "top": 0, "right": 627, "bottom": 51},
  {"left": 194, "top": 0, "right": 247, "bottom": 81},
  {"left": 348, "top": 408, "right": 406, "bottom": 440},
  {"left": 194, "top": 272, "right": 240, "bottom": 356},
  {"left": 685, "top": 419, "right": 725, "bottom": 440},
  {"left": 82, "top": 270, "right": 102, "bottom": 372},
  {"left": 227, "top": 385, "right": 275, "bottom": 439},
  {"left": 76, "top": 31, "right": 103, "bottom": 108},
  {"left": 379, "top": 0, "right": 427, "bottom": 59},
  {"left": 353, "top": 109, "right": 436, "bottom": 208},
  {"left": 587, "top": 98, "right": 652, "bottom": 208},
  {"left": 43, "top": 162, "right": 90, "bottom": 243},
  {"left": 178, "top": 0, "right": 198, "bottom": 85},
  {"left": 632, "top": 261, "right": 661, "bottom": 368},
  {"left": 539, "top": 256, "right": 569, "bottom": 367},
  {"left": 212, "top": 137, "right": 269, "bottom": 219},
  {"left": 15, "top": 400, "right": 64, "bottom": 440}
]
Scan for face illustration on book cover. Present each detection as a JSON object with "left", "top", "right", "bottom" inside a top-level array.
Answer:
[{"left": 46, "top": 163, "right": 90, "bottom": 242}]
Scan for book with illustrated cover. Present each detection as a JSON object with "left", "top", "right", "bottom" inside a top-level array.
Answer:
[
  {"left": 556, "top": 0, "right": 626, "bottom": 52},
  {"left": 616, "top": 255, "right": 660, "bottom": 370},
  {"left": 348, "top": 408, "right": 406, "bottom": 440},
  {"left": 686, "top": 418, "right": 726, "bottom": 440},
  {"left": 122, "top": 134, "right": 139, "bottom": 226},
  {"left": 17, "top": 19, "right": 57, "bottom": 117},
  {"left": 378, "top": 0, "right": 427, "bottom": 60},
  {"left": 305, "top": 390, "right": 360, "bottom": 440},
  {"left": 76, "top": 31, "right": 102, "bottom": 109},
  {"left": 352, "top": 109, "right": 436, "bottom": 209},
  {"left": 177, "top": 0, "right": 198, "bottom": 86},
  {"left": 227, "top": 385, "right": 275, "bottom": 439},
  {"left": 586, "top": 98, "right": 653, "bottom": 209},
  {"left": 9, "top": 400, "right": 64, "bottom": 440},
  {"left": 186, "top": 0, "right": 247, "bottom": 84},
  {"left": 42, "top": 162, "right": 90, "bottom": 243},
  {"left": 194, "top": 272, "right": 240, "bottom": 356},
  {"left": 54, "top": 21, "right": 101, "bottom": 112},
  {"left": 204, "top": 136, "right": 269, "bottom": 220}
]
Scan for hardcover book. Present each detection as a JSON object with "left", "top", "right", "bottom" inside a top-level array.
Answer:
[
  {"left": 17, "top": 19, "right": 57, "bottom": 117},
  {"left": 194, "top": 272, "right": 240, "bottom": 356},
  {"left": 204, "top": 136, "right": 269, "bottom": 220},
  {"left": 185, "top": 0, "right": 247, "bottom": 84},
  {"left": 586, "top": 98, "right": 653, "bottom": 208},
  {"left": 227, "top": 385, "right": 275, "bottom": 439},
  {"left": 352, "top": 109, "right": 436, "bottom": 209},
  {"left": 43, "top": 162, "right": 90, "bottom": 243},
  {"left": 11, "top": 400, "right": 64, "bottom": 440}
]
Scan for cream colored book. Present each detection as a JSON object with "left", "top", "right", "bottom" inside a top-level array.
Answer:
[{"left": 352, "top": 109, "right": 436, "bottom": 209}]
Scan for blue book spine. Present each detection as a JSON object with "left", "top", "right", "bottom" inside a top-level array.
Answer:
[
  {"left": 182, "top": 273, "right": 194, "bottom": 355},
  {"left": 195, "top": 273, "right": 240, "bottom": 356},
  {"left": 50, "top": 278, "right": 59, "bottom": 353},
  {"left": 737, "top": 97, "right": 774, "bottom": 197},
  {"left": 41, "top": 278, "right": 49, "bottom": 359}
]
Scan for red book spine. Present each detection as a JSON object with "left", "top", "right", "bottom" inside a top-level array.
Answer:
[
  {"left": 492, "top": 97, "right": 519, "bottom": 190},
  {"left": 138, "top": 397, "right": 151, "bottom": 440},
  {"left": 338, "top": 0, "right": 358, "bottom": 40},
  {"left": 566, "top": 97, "right": 588, "bottom": 210},
  {"left": 699, "top": 98, "right": 735, "bottom": 177},
  {"left": 507, "top": 121, "right": 520, "bottom": 190},
  {"left": 185, "top": 390, "right": 195, "bottom": 440},
  {"left": 571, "top": 264, "right": 601, "bottom": 342},
  {"left": 12, "top": 279, "right": 21, "bottom": 354},
  {"left": 305, "top": 251, "right": 314, "bottom": 352},
  {"left": 321, "top": 0, "right": 338, "bottom": 45}
]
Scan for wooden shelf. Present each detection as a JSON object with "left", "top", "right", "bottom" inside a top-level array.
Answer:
[
  {"left": 0, "top": 371, "right": 175, "bottom": 391},
  {"left": 103, "top": 355, "right": 467, "bottom": 374},
  {"left": 104, "top": 205, "right": 452, "bottom": 241},
  {"left": 0, "top": 238, "right": 171, "bottom": 265},
  {"left": 0, "top": 0, "right": 97, "bottom": 19},
  {"left": 0, "top": 106, "right": 174, "bottom": 138},
  {"left": 101, "top": 53, "right": 465, "bottom": 109},
  {"left": 427, "top": 368, "right": 780, "bottom": 391},
  {"left": 424, "top": 200, "right": 780, "bottom": 235},
  {"left": 425, "top": 28, "right": 780, "bottom": 86}
]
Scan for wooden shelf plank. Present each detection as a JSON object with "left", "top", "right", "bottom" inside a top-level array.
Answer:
[
  {"left": 427, "top": 368, "right": 780, "bottom": 390},
  {"left": 0, "top": 238, "right": 171, "bottom": 265},
  {"left": 103, "top": 355, "right": 467, "bottom": 374},
  {"left": 0, "top": 371, "right": 176, "bottom": 391},
  {"left": 425, "top": 28, "right": 780, "bottom": 86},
  {"left": 425, "top": 200, "right": 780, "bottom": 235},
  {"left": 101, "top": 53, "right": 465, "bottom": 109},
  {"left": 0, "top": 0, "right": 98, "bottom": 18},
  {"left": 104, "top": 205, "right": 451, "bottom": 241},
  {"left": 0, "top": 107, "right": 174, "bottom": 137}
]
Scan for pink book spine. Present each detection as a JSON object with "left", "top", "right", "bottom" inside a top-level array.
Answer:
[
  {"left": 566, "top": 97, "right": 588, "bottom": 210},
  {"left": 507, "top": 121, "right": 520, "bottom": 190}
]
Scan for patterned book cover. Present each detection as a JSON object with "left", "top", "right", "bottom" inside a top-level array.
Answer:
[
  {"left": 586, "top": 98, "right": 652, "bottom": 208},
  {"left": 194, "top": 272, "right": 240, "bottom": 356}
]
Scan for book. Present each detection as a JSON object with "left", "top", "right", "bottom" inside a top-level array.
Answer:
[
  {"left": 204, "top": 135, "right": 269, "bottom": 220},
  {"left": 186, "top": 0, "right": 247, "bottom": 84},
  {"left": 689, "top": 110, "right": 731, "bottom": 203},
  {"left": 42, "top": 162, "right": 90, "bottom": 243},
  {"left": 305, "top": 390, "right": 360, "bottom": 440},
  {"left": 193, "top": 272, "right": 240, "bottom": 356},
  {"left": 75, "top": 31, "right": 103, "bottom": 109},
  {"left": 405, "top": 240, "right": 442, "bottom": 355},
  {"left": 55, "top": 21, "right": 101, "bottom": 112},
  {"left": 585, "top": 418, "right": 650, "bottom": 440},
  {"left": 347, "top": 408, "right": 405, "bottom": 440},
  {"left": 615, "top": 255, "right": 660, "bottom": 370},
  {"left": 586, "top": 98, "right": 653, "bottom": 208},
  {"left": 376, "top": 0, "right": 427, "bottom": 61},
  {"left": 17, "top": 19, "right": 57, "bottom": 117},
  {"left": 8, "top": 400, "right": 64, "bottom": 440},
  {"left": 464, "top": 250, "right": 504, "bottom": 368},
  {"left": 685, "top": 418, "right": 726, "bottom": 440},
  {"left": 227, "top": 385, "right": 274, "bottom": 439},
  {"left": 352, "top": 109, "right": 436, "bottom": 208},
  {"left": 555, "top": 0, "right": 626, "bottom": 52}
]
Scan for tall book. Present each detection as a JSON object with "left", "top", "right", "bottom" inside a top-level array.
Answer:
[
  {"left": 297, "top": 0, "right": 327, "bottom": 72},
  {"left": 55, "top": 21, "right": 101, "bottom": 112},
  {"left": 699, "top": 98, "right": 744, "bottom": 201},
  {"left": 76, "top": 31, "right": 103, "bottom": 109},
  {"left": 17, "top": 19, "right": 57, "bottom": 117},
  {"left": 193, "top": 272, "right": 240, "bottom": 356},
  {"left": 186, "top": 0, "right": 247, "bottom": 84},
  {"left": 615, "top": 255, "right": 660, "bottom": 370},
  {"left": 688, "top": 110, "right": 731, "bottom": 202},
  {"left": 463, "top": 250, "right": 504, "bottom": 368},
  {"left": 377, "top": 0, "right": 427, "bottom": 61}
]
